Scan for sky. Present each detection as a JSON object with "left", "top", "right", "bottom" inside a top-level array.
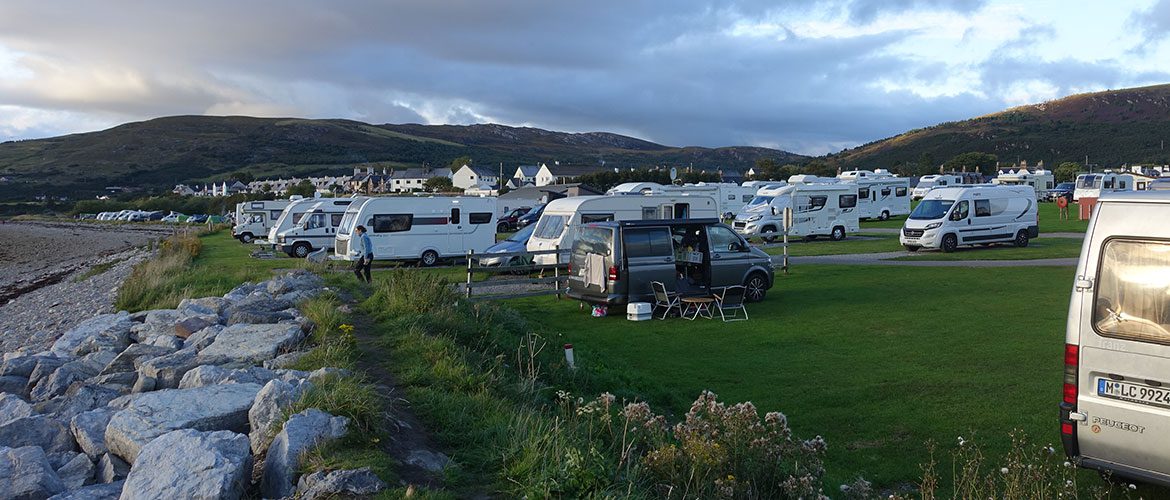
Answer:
[{"left": 1, "top": 0, "right": 1169, "bottom": 155}]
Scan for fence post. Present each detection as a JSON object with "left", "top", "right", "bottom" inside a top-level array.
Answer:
[
  {"left": 782, "top": 207, "right": 791, "bottom": 275},
  {"left": 554, "top": 245, "right": 561, "bottom": 300},
  {"left": 466, "top": 249, "right": 473, "bottom": 299}
]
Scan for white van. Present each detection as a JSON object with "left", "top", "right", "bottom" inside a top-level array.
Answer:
[
  {"left": 266, "top": 198, "right": 351, "bottom": 246},
  {"left": 993, "top": 169, "right": 1055, "bottom": 196},
  {"left": 1074, "top": 173, "right": 1136, "bottom": 201},
  {"left": 899, "top": 185, "right": 1037, "bottom": 252},
  {"left": 527, "top": 194, "right": 718, "bottom": 265},
  {"left": 232, "top": 200, "right": 294, "bottom": 244},
  {"left": 1061, "top": 191, "right": 1170, "bottom": 487},
  {"left": 607, "top": 182, "right": 756, "bottom": 218},
  {"left": 733, "top": 183, "right": 860, "bottom": 242},
  {"left": 837, "top": 170, "right": 910, "bottom": 220},
  {"left": 335, "top": 196, "right": 496, "bottom": 267},
  {"left": 274, "top": 200, "right": 352, "bottom": 258},
  {"left": 912, "top": 175, "right": 965, "bottom": 200}
]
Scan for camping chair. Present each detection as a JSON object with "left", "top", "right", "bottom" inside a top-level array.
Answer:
[
  {"left": 713, "top": 286, "right": 749, "bottom": 322},
  {"left": 651, "top": 281, "right": 682, "bottom": 320}
]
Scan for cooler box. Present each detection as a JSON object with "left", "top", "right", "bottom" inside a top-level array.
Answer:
[{"left": 627, "top": 302, "right": 652, "bottom": 321}]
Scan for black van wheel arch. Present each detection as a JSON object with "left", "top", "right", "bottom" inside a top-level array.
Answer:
[
  {"left": 420, "top": 250, "right": 439, "bottom": 267},
  {"left": 744, "top": 273, "right": 768, "bottom": 302},
  {"left": 941, "top": 234, "right": 958, "bottom": 253},
  {"left": 1014, "top": 230, "right": 1029, "bottom": 248},
  {"left": 830, "top": 226, "right": 846, "bottom": 241},
  {"left": 292, "top": 242, "right": 311, "bottom": 258}
]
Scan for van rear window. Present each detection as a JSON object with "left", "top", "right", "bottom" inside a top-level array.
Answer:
[
  {"left": 573, "top": 227, "right": 613, "bottom": 259},
  {"left": 1094, "top": 239, "right": 1170, "bottom": 346}
]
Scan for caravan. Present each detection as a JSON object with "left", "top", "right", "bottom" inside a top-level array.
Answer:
[
  {"left": 733, "top": 183, "right": 860, "bottom": 242},
  {"left": 899, "top": 185, "right": 1037, "bottom": 252},
  {"left": 527, "top": 194, "right": 719, "bottom": 265},
  {"left": 993, "top": 169, "right": 1055, "bottom": 196},
  {"left": 334, "top": 196, "right": 497, "bottom": 266},
  {"left": 837, "top": 170, "right": 911, "bottom": 220},
  {"left": 274, "top": 200, "right": 353, "bottom": 258},
  {"left": 1074, "top": 173, "right": 1136, "bottom": 201},
  {"left": 232, "top": 199, "right": 294, "bottom": 244},
  {"left": 607, "top": 182, "right": 756, "bottom": 218}
]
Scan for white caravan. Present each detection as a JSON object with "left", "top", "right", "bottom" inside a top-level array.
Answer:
[
  {"left": 993, "top": 169, "right": 1054, "bottom": 196},
  {"left": 274, "top": 200, "right": 353, "bottom": 258},
  {"left": 266, "top": 198, "right": 350, "bottom": 245},
  {"left": 1074, "top": 172, "right": 1136, "bottom": 201},
  {"left": 913, "top": 175, "right": 963, "bottom": 199},
  {"left": 837, "top": 170, "right": 911, "bottom": 220},
  {"left": 232, "top": 199, "right": 295, "bottom": 244},
  {"left": 606, "top": 182, "right": 756, "bottom": 218},
  {"left": 334, "top": 196, "right": 497, "bottom": 267},
  {"left": 527, "top": 194, "right": 719, "bottom": 265},
  {"left": 899, "top": 185, "right": 1038, "bottom": 252},
  {"left": 1060, "top": 190, "right": 1170, "bottom": 487},
  {"left": 733, "top": 183, "right": 860, "bottom": 242}
]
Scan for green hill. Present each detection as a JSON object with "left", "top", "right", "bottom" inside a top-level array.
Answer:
[{"left": 828, "top": 84, "right": 1170, "bottom": 173}]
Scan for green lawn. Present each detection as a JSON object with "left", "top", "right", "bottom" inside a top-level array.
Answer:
[
  {"left": 762, "top": 235, "right": 903, "bottom": 256},
  {"left": 894, "top": 236, "right": 1085, "bottom": 261},
  {"left": 508, "top": 265, "right": 1075, "bottom": 489}
]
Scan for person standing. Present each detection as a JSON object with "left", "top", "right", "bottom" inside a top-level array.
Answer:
[{"left": 351, "top": 225, "right": 374, "bottom": 283}]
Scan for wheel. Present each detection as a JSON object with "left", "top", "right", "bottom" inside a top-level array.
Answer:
[
  {"left": 292, "top": 243, "right": 311, "bottom": 259},
  {"left": 239, "top": 233, "right": 253, "bottom": 244},
  {"left": 760, "top": 226, "right": 778, "bottom": 243},
  {"left": 497, "top": 223, "right": 508, "bottom": 233},
  {"left": 420, "top": 250, "right": 439, "bottom": 267},
  {"left": 744, "top": 273, "right": 768, "bottom": 302},
  {"left": 1014, "top": 230, "right": 1029, "bottom": 248},
  {"left": 941, "top": 234, "right": 958, "bottom": 253},
  {"left": 830, "top": 226, "right": 846, "bottom": 241},
  {"left": 878, "top": 211, "right": 890, "bottom": 221},
  {"left": 904, "top": 245, "right": 920, "bottom": 252}
]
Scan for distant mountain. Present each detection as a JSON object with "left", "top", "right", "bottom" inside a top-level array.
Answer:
[
  {"left": 828, "top": 84, "right": 1170, "bottom": 173},
  {"left": 0, "top": 116, "right": 805, "bottom": 200}
]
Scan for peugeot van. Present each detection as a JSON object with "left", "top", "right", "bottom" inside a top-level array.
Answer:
[
  {"left": 899, "top": 185, "right": 1038, "bottom": 252},
  {"left": 1061, "top": 191, "right": 1170, "bottom": 487}
]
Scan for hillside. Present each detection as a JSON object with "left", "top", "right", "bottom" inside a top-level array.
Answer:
[
  {"left": 829, "top": 84, "right": 1170, "bottom": 172},
  {"left": 0, "top": 117, "right": 804, "bottom": 200}
]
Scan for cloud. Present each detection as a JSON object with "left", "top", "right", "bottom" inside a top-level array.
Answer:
[{"left": 1132, "top": 0, "right": 1170, "bottom": 39}]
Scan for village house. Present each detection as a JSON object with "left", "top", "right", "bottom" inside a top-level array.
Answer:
[
  {"left": 452, "top": 164, "right": 501, "bottom": 190},
  {"left": 534, "top": 163, "right": 603, "bottom": 186}
]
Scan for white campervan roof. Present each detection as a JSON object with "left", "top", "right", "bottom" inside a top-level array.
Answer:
[{"left": 607, "top": 182, "right": 666, "bottom": 195}]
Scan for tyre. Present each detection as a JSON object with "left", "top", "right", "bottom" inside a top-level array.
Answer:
[
  {"left": 292, "top": 242, "right": 311, "bottom": 259},
  {"left": 830, "top": 226, "right": 846, "bottom": 241},
  {"left": 904, "top": 245, "right": 920, "bottom": 252},
  {"left": 744, "top": 273, "right": 768, "bottom": 302},
  {"left": 1014, "top": 230, "right": 1029, "bottom": 248},
  {"left": 239, "top": 233, "right": 253, "bottom": 244},
  {"left": 941, "top": 234, "right": 958, "bottom": 253},
  {"left": 497, "top": 223, "right": 508, "bottom": 233},
  {"left": 420, "top": 250, "right": 439, "bottom": 267},
  {"left": 878, "top": 210, "right": 890, "bottom": 221},
  {"left": 760, "top": 226, "right": 778, "bottom": 243}
]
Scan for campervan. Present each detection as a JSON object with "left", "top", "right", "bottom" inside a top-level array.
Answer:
[
  {"left": 1074, "top": 173, "right": 1136, "bottom": 201},
  {"left": 837, "top": 170, "right": 911, "bottom": 220},
  {"left": 232, "top": 199, "right": 294, "bottom": 244},
  {"left": 274, "top": 200, "right": 352, "bottom": 258},
  {"left": 566, "top": 219, "right": 774, "bottom": 306},
  {"left": 732, "top": 183, "right": 860, "bottom": 242},
  {"left": 993, "top": 169, "right": 1054, "bottom": 196},
  {"left": 899, "top": 185, "right": 1038, "bottom": 252},
  {"left": 266, "top": 198, "right": 352, "bottom": 246},
  {"left": 912, "top": 173, "right": 982, "bottom": 199},
  {"left": 1060, "top": 190, "right": 1170, "bottom": 487},
  {"left": 527, "top": 194, "right": 719, "bottom": 265},
  {"left": 334, "top": 196, "right": 497, "bottom": 267},
  {"left": 607, "top": 182, "right": 756, "bottom": 218}
]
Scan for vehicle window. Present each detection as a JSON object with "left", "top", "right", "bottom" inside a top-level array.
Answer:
[
  {"left": 881, "top": 187, "right": 892, "bottom": 196},
  {"left": 450, "top": 208, "right": 460, "bottom": 224},
  {"left": 988, "top": 198, "right": 1009, "bottom": 216},
  {"left": 858, "top": 187, "right": 870, "bottom": 199},
  {"left": 248, "top": 213, "right": 264, "bottom": 224},
  {"left": 469, "top": 212, "right": 492, "bottom": 224},
  {"left": 507, "top": 223, "right": 538, "bottom": 242},
  {"left": 641, "top": 207, "right": 658, "bottom": 220},
  {"left": 938, "top": 181, "right": 947, "bottom": 186},
  {"left": 338, "top": 211, "right": 357, "bottom": 235},
  {"left": 1104, "top": 179, "right": 1114, "bottom": 189},
  {"left": 708, "top": 225, "right": 744, "bottom": 252},
  {"left": 974, "top": 199, "right": 991, "bottom": 217},
  {"left": 746, "top": 195, "right": 773, "bottom": 207},
  {"left": 742, "top": 194, "right": 753, "bottom": 202},
  {"left": 896, "top": 187, "right": 907, "bottom": 197},
  {"left": 624, "top": 228, "right": 673, "bottom": 258},
  {"left": 839, "top": 194, "right": 857, "bottom": 208},
  {"left": 796, "top": 195, "right": 826, "bottom": 213},
  {"left": 330, "top": 213, "right": 343, "bottom": 227},
  {"left": 1094, "top": 239, "right": 1170, "bottom": 346},
  {"left": 292, "top": 212, "right": 306, "bottom": 224},
  {"left": 661, "top": 206, "right": 673, "bottom": 219},
  {"left": 304, "top": 214, "right": 325, "bottom": 229},
  {"left": 573, "top": 227, "right": 613, "bottom": 260},
  {"left": 954, "top": 200, "right": 969, "bottom": 220},
  {"left": 414, "top": 216, "right": 448, "bottom": 225},
  {"left": 270, "top": 210, "right": 283, "bottom": 220},
  {"left": 581, "top": 213, "right": 614, "bottom": 224},
  {"left": 909, "top": 199, "right": 954, "bottom": 220},
  {"left": 372, "top": 214, "right": 412, "bottom": 233},
  {"left": 533, "top": 215, "right": 567, "bottom": 239},
  {"left": 675, "top": 203, "right": 690, "bottom": 219},
  {"left": 727, "top": 194, "right": 735, "bottom": 200}
]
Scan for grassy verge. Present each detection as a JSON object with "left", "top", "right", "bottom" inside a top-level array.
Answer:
[{"left": 761, "top": 235, "right": 903, "bottom": 256}]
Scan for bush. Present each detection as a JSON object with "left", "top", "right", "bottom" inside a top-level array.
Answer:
[{"left": 115, "top": 231, "right": 203, "bottom": 311}]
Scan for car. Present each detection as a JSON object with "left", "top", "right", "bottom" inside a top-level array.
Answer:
[
  {"left": 187, "top": 214, "right": 209, "bottom": 224},
  {"left": 1046, "top": 182, "right": 1075, "bottom": 202},
  {"left": 496, "top": 206, "right": 532, "bottom": 233},
  {"left": 515, "top": 203, "right": 546, "bottom": 228},
  {"left": 161, "top": 212, "right": 185, "bottom": 223},
  {"left": 147, "top": 211, "right": 166, "bottom": 221},
  {"left": 77, "top": 213, "right": 96, "bottom": 220},
  {"left": 480, "top": 223, "right": 537, "bottom": 267}
]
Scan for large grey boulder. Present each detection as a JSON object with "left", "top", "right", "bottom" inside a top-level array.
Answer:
[
  {"left": 89, "top": 372, "right": 137, "bottom": 390},
  {"left": 0, "top": 445, "right": 66, "bottom": 499},
  {"left": 47, "top": 480, "right": 123, "bottom": 500},
  {"left": 56, "top": 452, "right": 95, "bottom": 490},
  {"left": 267, "top": 270, "right": 322, "bottom": 296},
  {"left": 28, "top": 357, "right": 67, "bottom": 389},
  {"left": 97, "top": 344, "right": 173, "bottom": 377},
  {"left": 50, "top": 312, "right": 132, "bottom": 358},
  {"left": 0, "top": 392, "right": 34, "bottom": 426},
  {"left": 95, "top": 454, "right": 129, "bottom": 484},
  {"left": 260, "top": 409, "right": 348, "bottom": 499},
  {"left": 178, "top": 365, "right": 278, "bottom": 390},
  {"left": 142, "top": 310, "right": 180, "bottom": 326},
  {"left": 182, "top": 325, "right": 222, "bottom": 351},
  {"left": 262, "top": 351, "right": 306, "bottom": 370},
  {"left": 295, "top": 467, "right": 387, "bottom": 500},
  {"left": 173, "top": 316, "right": 214, "bottom": 339},
  {"left": 222, "top": 283, "right": 260, "bottom": 302},
  {"left": 0, "top": 375, "right": 31, "bottom": 399},
  {"left": 71, "top": 408, "right": 116, "bottom": 459},
  {"left": 198, "top": 324, "right": 304, "bottom": 365},
  {"left": 32, "top": 350, "right": 119, "bottom": 402},
  {"left": 178, "top": 297, "right": 228, "bottom": 320},
  {"left": 35, "top": 384, "right": 121, "bottom": 423},
  {"left": 1, "top": 353, "right": 44, "bottom": 377},
  {"left": 119, "top": 429, "right": 251, "bottom": 500},
  {"left": 0, "top": 415, "right": 76, "bottom": 453},
  {"left": 104, "top": 383, "right": 261, "bottom": 463},
  {"left": 132, "top": 348, "right": 199, "bottom": 392},
  {"left": 247, "top": 378, "right": 312, "bottom": 454}
]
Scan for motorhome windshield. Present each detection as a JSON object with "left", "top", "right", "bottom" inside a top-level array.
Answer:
[
  {"left": 506, "top": 223, "right": 537, "bottom": 243},
  {"left": 909, "top": 199, "right": 955, "bottom": 220},
  {"left": 338, "top": 211, "right": 357, "bottom": 236},
  {"left": 746, "top": 195, "right": 774, "bottom": 207},
  {"left": 533, "top": 214, "right": 568, "bottom": 240},
  {"left": 1077, "top": 175, "right": 1101, "bottom": 189}
]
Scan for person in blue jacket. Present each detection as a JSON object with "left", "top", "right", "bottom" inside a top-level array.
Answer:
[{"left": 350, "top": 225, "right": 374, "bottom": 283}]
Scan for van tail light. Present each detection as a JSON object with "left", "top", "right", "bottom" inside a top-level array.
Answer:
[
  {"left": 1063, "top": 344, "right": 1079, "bottom": 405},
  {"left": 567, "top": 262, "right": 572, "bottom": 274},
  {"left": 608, "top": 266, "right": 619, "bottom": 281},
  {"left": 1061, "top": 342, "right": 1079, "bottom": 453}
]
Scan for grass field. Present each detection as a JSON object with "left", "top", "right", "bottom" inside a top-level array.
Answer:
[
  {"left": 508, "top": 264, "right": 1077, "bottom": 489},
  {"left": 894, "top": 236, "right": 1085, "bottom": 261},
  {"left": 763, "top": 235, "right": 903, "bottom": 256}
]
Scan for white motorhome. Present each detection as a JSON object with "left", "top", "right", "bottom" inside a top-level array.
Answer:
[
  {"left": 899, "top": 185, "right": 1038, "bottom": 252},
  {"left": 1074, "top": 172, "right": 1136, "bottom": 201},
  {"left": 266, "top": 198, "right": 350, "bottom": 245},
  {"left": 993, "top": 169, "right": 1055, "bottom": 196},
  {"left": 837, "top": 170, "right": 911, "bottom": 220},
  {"left": 527, "top": 194, "right": 719, "bottom": 265},
  {"left": 232, "top": 199, "right": 295, "bottom": 244},
  {"left": 733, "top": 183, "right": 860, "bottom": 242},
  {"left": 334, "top": 196, "right": 497, "bottom": 267},
  {"left": 1060, "top": 190, "right": 1170, "bottom": 487},
  {"left": 274, "top": 200, "right": 353, "bottom": 258},
  {"left": 606, "top": 182, "right": 756, "bottom": 218}
]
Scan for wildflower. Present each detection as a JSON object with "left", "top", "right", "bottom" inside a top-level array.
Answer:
[
  {"left": 957, "top": 436, "right": 966, "bottom": 446},
  {"left": 1000, "top": 467, "right": 1009, "bottom": 474}
]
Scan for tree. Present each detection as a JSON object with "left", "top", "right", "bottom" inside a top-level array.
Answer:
[
  {"left": 229, "top": 171, "right": 254, "bottom": 183},
  {"left": 424, "top": 176, "right": 454, "bottom": 192},
  {"left": 286, "top": 180, "right": 316, "bottom": 197},
  {"left": 943, "top": 152, "right": 997, "bottom": 174},
  {"left": 449, "top": 156, "right": 473, "bottom": 173},
  {"left": 1055, "top": 162, "right": 1083, "bottom": 183}
]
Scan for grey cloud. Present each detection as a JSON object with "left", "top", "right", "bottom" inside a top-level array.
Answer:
[
  {"left": 845, "top": 0, "right": 986, "bottom": 24},
  {"left": 1131, "top": 0, "right": 1170, "bottom": 39}
]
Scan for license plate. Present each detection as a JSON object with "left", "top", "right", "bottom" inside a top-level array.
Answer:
[{"left": 1098, "top": 378, "right": 1170, "bottom": 409}]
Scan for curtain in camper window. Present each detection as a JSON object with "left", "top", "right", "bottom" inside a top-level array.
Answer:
[
  {"left": 839, "top": 194, "right": 857, "bottom": 208},
  {"left": 1094, "top": 239, "right": 1170, "bottom": 346},
  {"left": 469, "top": 212, "right": 492, "bottom": 224},
  {"left": 372, "top": 214, "right": 412, "bottom": 233}
]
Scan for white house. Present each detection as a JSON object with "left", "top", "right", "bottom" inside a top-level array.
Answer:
[
  {"left": 534, "top": 163, "right": 602, "bottom": 186},
  {"left": 513, "top": 165, "right": 540, "bottom": 185},
  {"left": 452, "top": 164, "right": 500, "bottom": 190}
]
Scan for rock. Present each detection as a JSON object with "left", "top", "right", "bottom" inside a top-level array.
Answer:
[
  {"left": 247, "top": 378, "right": 312, "bottom": 454},
  {"left": 267, "top": 270, "right": 322, "bottom": 296},
  {"left": 406, "top": 449, "right": 450, "bottom": 473},
  {"left": 142, "top": 309, "right": 180, "bottom": 326},
  {"left": 222, "top": 283, "right": 260, "bottom": 302},
  {"left": 89, "top": 372, "right": 137, "bottom": 391},
  {"left": 0, "top": 375, "right": 31, "bottom": 399},
  {"left": 47, "top": 451, "right": 81, "bottom": 470},
  {"left": 0, "top": 415, "right": 76, "bottom": 453},
  {"left": 29, "top": 357, "right": 66, "bottom": 388},
  {"left": 295, "top": 467, "right": 387, "bottom": 500},
  {"left": 120, "top": 429, "right": 251, "bottom": 500},
  {"left": 178, "top": 365, "right": 278, "bottom": 390},
  {"left": 56, "top": 452, "right": 95, "bottom": 490},
  {"left": 97, "top": 345, "right": 173, "bottom": 377},
  {"left": 140, "top": 334, "right": 183, "bottom": 351},
  {"left": 225, "top": 308, "right": 294, "bottom": 325},
  {"left": 46, "top": 480, "right": 123, "bottom": 500},
  {"left": 0, "top": 393, "right": 34, "bottom": 425},
  {"left": 104, "top": 383, "right": 261, "bottom": 463},
  {"left": 35, "top": 384, "right": 121, "bottom": 423},
  {"left": 279, "top": 289, "right": 320, "bottom": 306},
  {"left": 71, "top": 408, "right": 115, "bottom": 459},
  {"left": 32, "top": 363, "right": 93, "bottom": 402},
  {"left": 173, "top": 317, "right": 214, "bottom": 339},
  {"left": 308, "top": 367, "right": 352, "bottom": 382},
  {"left": 260, "top": 409, "right": 348, "bottom": 499},
  {"left": 127, "top": 322, "right": 170, "bottom": 345},
  {"left": 104, "top": 393, "right": 144, "bottom": 410},
  {"left": 182, "top": 325, "right": 222, "bottom": 351},
  {"left": 50, "top": 312, "right": 132, "bottom": 358},
  {"left": 262, "top": 351, "right": 306, "bottom": 369},
  {"left": 95, "top": 454, "right": 129, "bottom": 484},
  {"left": 0, "top": 353, "right": 43, "bottom": 377},
  {"left": 198, "top": 324, "right": 304, "bottom": 365},
  {"left": 0, "top": 445, "right": 66, "bottom": 499},
  {"left": 178, "top": 297, "right": 227, "bottom": 319},
  {"left": 133, "top": 348, "right": 199, "bottom": 392}
]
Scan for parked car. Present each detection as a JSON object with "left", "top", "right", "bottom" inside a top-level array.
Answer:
[
  {"left": 496, "top": 206, "right": 532, "bottom": 233},
  {"left": 1046, "top": 182, "right": 1075, "bottom": 202},
  {"left": 77, "top": 213, "right": 96, "bottom": 220},
  {"left": 515, "top": 203, "right": 546, "bottom": 228},
  {"left": 566, "top": 218, "right": 774, "bottom": 306},
  {"left": 187, "top": 214, "right": 209, "bottom": 224},
  {"left": 161, "top": 212, "right": 185, "bottom": 223},
  {"left": 480, "top": 223, "right": 537, "bottom": 267},
  {"left": 147, "top": 211, "right": 166, "bottom": 221}
]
